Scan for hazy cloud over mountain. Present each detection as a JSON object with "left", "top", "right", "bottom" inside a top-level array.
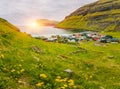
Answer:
[{"left": 0, "top": 0, "right": 97, "bottom": 25}]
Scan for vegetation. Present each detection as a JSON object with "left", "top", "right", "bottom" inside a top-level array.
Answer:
[
  {"left": 57, "top": 0, "right": 120, "bottom": 32},
  {"left": 1, "top": 17, "right": 120, "bottom": 89}
]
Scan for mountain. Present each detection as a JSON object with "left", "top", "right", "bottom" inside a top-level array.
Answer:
[
  {"left": 37, "top": 19, "right": 59, "bottom": 26},
  {"left": 1, "top": 18, "right": 120, "bottom": 89},
  {"left": 57, "top": 0, "right": 120, "bottom": 32}
]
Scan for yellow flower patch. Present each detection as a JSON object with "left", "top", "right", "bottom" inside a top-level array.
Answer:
[
  {"left": 36, "top": 82, "right": 44, "bottom": 87},
  {"left": 18, "top": 80, "right": 22, "bottom": 84},
  {"left": 0, "top": 54, "right": 4, "bottom": 59},
  {"left": 11, "top": 69, "right": 15, "bottom": 72},
  {"left": 20, "top": 69, "right": 25, "bottom": 73},
  {"left": 40, "top": 74, "right": 47, "bottom": 78}
]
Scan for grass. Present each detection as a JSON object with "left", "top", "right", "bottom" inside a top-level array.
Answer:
[
  {"left": 57, "top": 0, "right": 120, "bottom": 32},
  {"left": 1, "top": 18, "right": 120, "bottom": 89},
  {"left": 57, "top": 12, "right": 120, "bottom": 32}
]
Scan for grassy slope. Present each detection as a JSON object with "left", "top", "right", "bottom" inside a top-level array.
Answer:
[
  {"left": 0, "top": 18, "right": 120, "bottom": 89},
  {"left": 57, "top": 0, "right": 120, "bottom": 32}
]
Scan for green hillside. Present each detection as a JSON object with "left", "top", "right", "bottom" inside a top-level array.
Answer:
[
  {"left": 0, "top": 18, "right": 120, "bottom": 89},
  {"left": 57, "top": 0, "right": 120, "bottom": 32}
]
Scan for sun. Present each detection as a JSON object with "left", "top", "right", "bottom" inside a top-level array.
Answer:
[
  {"left": 26, "top": 20, "right": 40, "bottom": 28},
  {"left": 31, "top": 22, "right": 38, "bottom": 27}
]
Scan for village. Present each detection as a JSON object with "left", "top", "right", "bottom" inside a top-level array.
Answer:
[{"left": 35, "top": 31, "right": 120, "bottom": 44}]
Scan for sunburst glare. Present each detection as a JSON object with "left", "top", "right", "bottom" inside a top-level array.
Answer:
[{"left": 26, "top": 19, "right": 41, "bottom": 29}]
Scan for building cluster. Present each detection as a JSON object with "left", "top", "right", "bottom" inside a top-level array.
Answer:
[{"left": 35, "top": 31, "right": 119, "bottom": 43}]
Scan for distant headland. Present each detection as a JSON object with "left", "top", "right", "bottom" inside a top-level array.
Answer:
[{"left": 37, "top": 19, "right": 59, "bottom": 26}]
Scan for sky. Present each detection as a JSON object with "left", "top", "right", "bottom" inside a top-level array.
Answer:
[{"left": 0, "top": 0, "right": 97, "bottom": 25}]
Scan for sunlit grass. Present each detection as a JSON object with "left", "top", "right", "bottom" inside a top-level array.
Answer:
[{"left": 1, "top": 18, "right": 120, "bottom": 89}]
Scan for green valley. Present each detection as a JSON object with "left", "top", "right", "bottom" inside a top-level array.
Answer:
[
  {"left": 0, "top": 16, "right": 120, "bottom": 89},
  {"left": 1, "top": 0, "right": 120, "bottom": 89}
]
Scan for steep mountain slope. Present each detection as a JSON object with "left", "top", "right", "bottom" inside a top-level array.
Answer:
[
  {"left": 0, "top": 18, "right": 120, "bottom": 89},
  {"left": 57, "top": 0, "right": 120, "bottom": 32}
]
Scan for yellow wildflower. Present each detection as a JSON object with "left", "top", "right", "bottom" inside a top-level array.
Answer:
[
  {"left": 0, "top": 54, "right": 4, "bottom": 59},
  {"left": 69, "top": 82, "right": 74, "bottom": 86},
  {"left": 73, "top": 85, "right": 77, "bottom": 88},
  {"left": 17, "top": 71, "right": 20, "bottom": 74},
  {"left": 64, "top": 84, "right": 68, "bottom": 87},
  {"left": 90, "top": 75, "right": 93, "bottom": 78},
  {"left": 11, "top": 69, "right": 15, "bottom": 72},
  {"left": 18, "top": 64, "right": 22, "bottom": 67},
  {"left": 56, "top": 76, "right": 61, "bottom": 79},
  {"left": 60, "top": 86, "right": 65, "bottom": 89},
  {"left": 62, "top": 78, "right": 67, "bottom": 82},
  {"left": 36, "top": 82, "right": 44, "bottom": 87},
  {"left": 68, "top": 79, "right": 74, "bottom": 83},
  {"left": 55, "top": 78, "right": 62, "bottom": 82},
  {"left": 68, "top": 79, "right": 74, "bottom": 86},
  {"left": 40, "top": 74, "right": 47, "bottom": 78},
  {"left": 18, "top": 80, "right": 22, "bottom": 83},
  {"left": 20, "top": 69, "right": 25, "bottom": 73}
]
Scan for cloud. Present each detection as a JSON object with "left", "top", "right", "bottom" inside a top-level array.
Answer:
[{"left": 0, "top": 0, "right": 97, "bottom": 25}]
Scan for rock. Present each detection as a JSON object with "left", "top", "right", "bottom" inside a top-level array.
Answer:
[
  {"left": 111, "top": 42, "right": 119, "bottom": 44},
  {"left": 33, "top": 56, "right": 40, "bottom": 61},
  {"left": 58, "top": 54, "right": 68, "bottom": 59},
  {"left": 31, "top": 46, "right": 42, "bottom": 54},
  {"left": 64, "top": 69, "right": 72, "bottom": 73},
  {"left": 69, "top": 49, "right": 87, "bottom": 55},
  {"left": 108, "top": 55, "right": 114, "bottom": 59},
  {"left": 94, "top": 43, "right": 107, "bottom": 47}
]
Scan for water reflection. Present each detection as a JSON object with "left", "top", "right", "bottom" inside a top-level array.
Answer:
[{"left": 18, "top": 26, "right": 71, "bottom": 37}]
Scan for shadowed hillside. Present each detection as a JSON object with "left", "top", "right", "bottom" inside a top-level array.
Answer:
[
  {"left": 37, "top": 19, "right": 58, "bottom": 26},
  {"left": 57, "top": 0, "right": 120, "bottom": 32}
]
